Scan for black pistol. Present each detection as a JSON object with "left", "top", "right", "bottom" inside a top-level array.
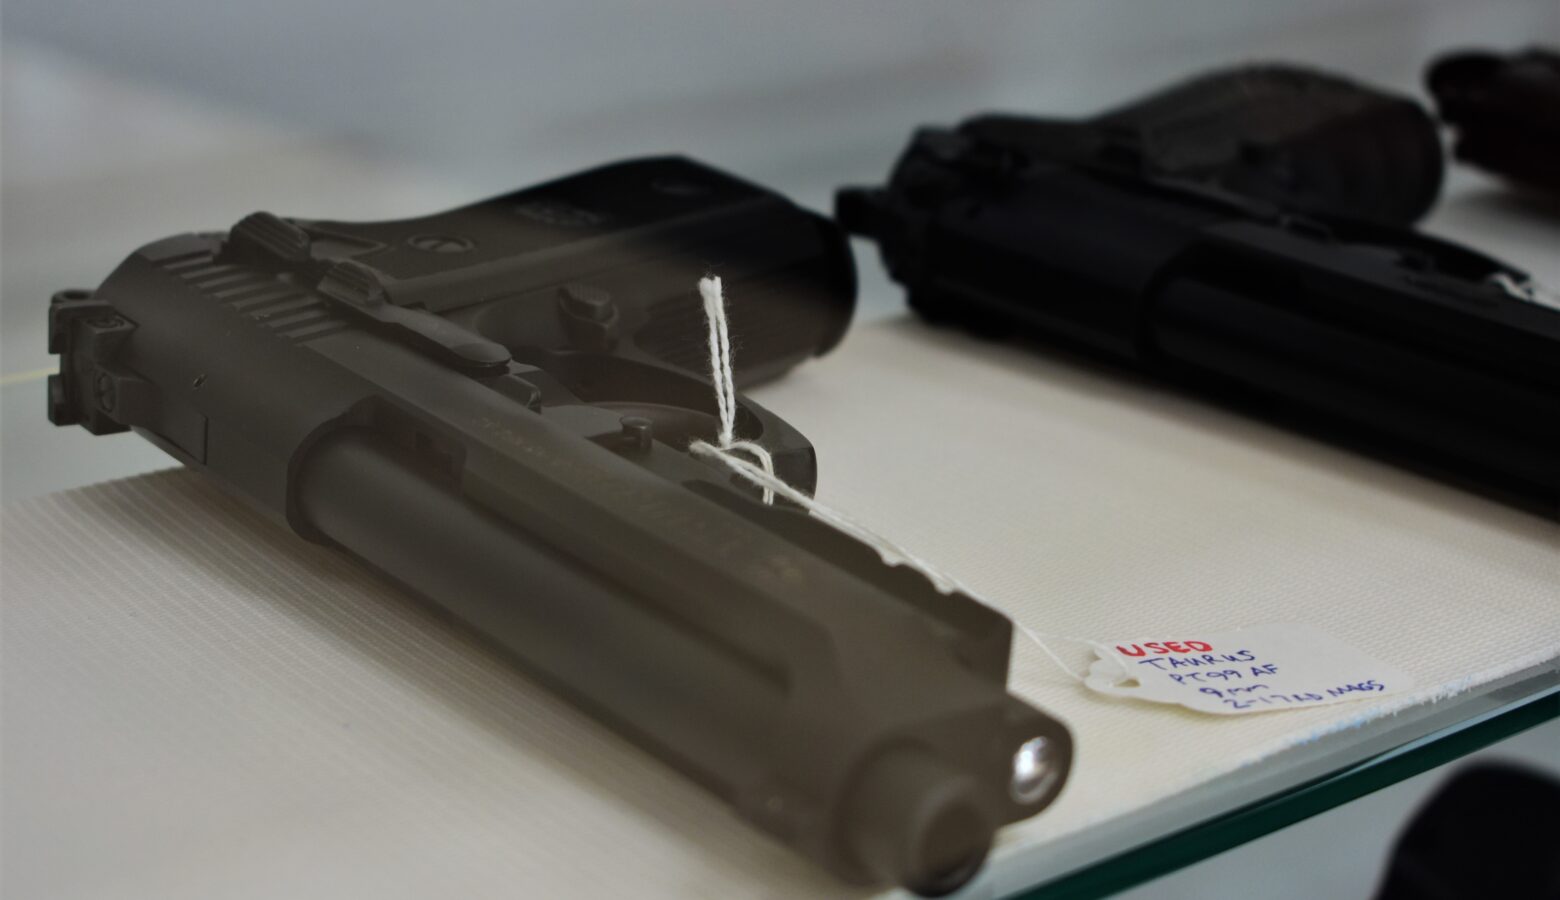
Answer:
[
  {"left": 838, "top": 66, "right": 1560, "bottom": 517},
  {"left": 1428, "top": 47, "right": 1560, "bottom": 193},
  {"left": 47, "top": 157, "right": 1071, "bottom": 895}
]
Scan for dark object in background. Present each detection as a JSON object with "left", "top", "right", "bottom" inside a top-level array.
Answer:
[
  {"left": 1374, "top": 763, "right": 1560, "bottom": 900},
  {"left": 1428, "top": 48, "right": 1560, "bottom": 193},
  {"left": 46, "top": 157, "right": 1071, "bottom": 896},
  {"left": 960, "top": 64, "right": 1444, "bottom": 225},
  {"left": 839, "top": 66, "right": 1560, "bottom": 519}
]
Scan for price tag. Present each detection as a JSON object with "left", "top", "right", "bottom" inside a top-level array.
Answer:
[{"left": 1084, "top": 623, "right": 1413, "bottom": 715}]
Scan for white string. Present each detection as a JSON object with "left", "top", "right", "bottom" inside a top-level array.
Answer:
[
  {"left": 687, "top": 276, "right": 1090, "bottom": 682},
  {"left": 1490, "top": 271, "right": 1560, "bottom": 312},
  {"left": 701, "top": 276, "right": 737, "bottom": 445},
  {"left": 696, "top": 276, "right": 779, "bottom": 503}
]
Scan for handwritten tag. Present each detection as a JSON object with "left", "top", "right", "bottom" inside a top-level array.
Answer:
[{"left": 1085, "top": 623, "right": 1413, "bottom": 715}]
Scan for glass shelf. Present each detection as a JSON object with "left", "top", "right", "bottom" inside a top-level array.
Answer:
[{"left": 1006, "top": 661, "right": 1560, "bottom": 899}]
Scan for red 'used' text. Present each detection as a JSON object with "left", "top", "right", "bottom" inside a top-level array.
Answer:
[{"left": 1114, "top": 640, "right": 1213, "bottom": 657}]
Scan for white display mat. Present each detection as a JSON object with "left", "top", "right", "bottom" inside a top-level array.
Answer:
[{"left": 4, "top": 317, "right": 1557, "bottom": 900}]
